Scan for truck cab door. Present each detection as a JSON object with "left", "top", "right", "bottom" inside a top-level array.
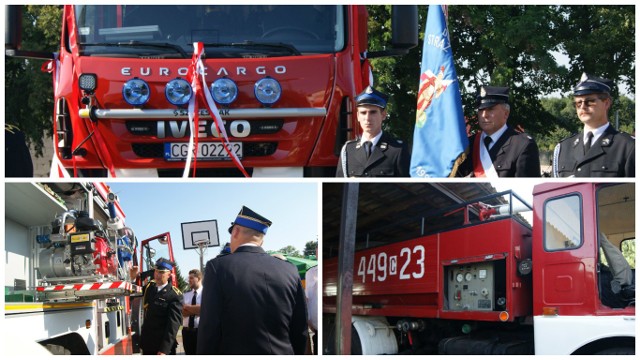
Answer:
[{"left": 533, "top": 185, "right": 598, "bottom": 316}]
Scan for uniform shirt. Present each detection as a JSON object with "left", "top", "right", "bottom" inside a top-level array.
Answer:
[
  {"left": 480, "top": 124, "right": 508, "bottom": 151},
  {"left": 553, "top": 124, "right": 635, "bottom": 177},
  {"left": 360, "top": 131, "right": 383, "bottom": 148},
  {"left": 304, "top": 266, "right": 318, "bottom": 331},
  {"left": 141, "top": 280, "right": 183, "bottom": 355},
  {"left": 336, "top": 132, "right": 410, "bottom": 177},
  {"left": 583, "top": 122, "right": 609, "bottom": 147},
  {"left": 457, "top": 126, "right": 541, "bottom": 177},
  {"left": 182, "top": 286, "right": 203, "bottom": 328},
  {"left": 197, "top": 246, "right": 308, "bottom": 354}
]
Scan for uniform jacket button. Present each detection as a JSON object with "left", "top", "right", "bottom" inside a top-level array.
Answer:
[{"left": 577, "top": 168, "right": 581, "bottom": 172}]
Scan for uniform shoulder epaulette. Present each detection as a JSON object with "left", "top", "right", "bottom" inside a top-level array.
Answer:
[
  {"left": 345, "top": 139, "right": 358, "bottom": 145},
  {"left": 271, "top": 253, "right": 288, "bottom": 261},
  {"left": 172, "top": 286, "right": 183, "bottom": 295},
  {"left": 5, "top": 124, "right": 20, "bottom": 134},
  {"left": 617, "top": 131, "right": 635, "bottom": 140},
  {"left": 518, "top": 132, "right": 535, "bottom": 141},
  {"left": 559, "top": 132, "right": 579, "bottom": 143}
]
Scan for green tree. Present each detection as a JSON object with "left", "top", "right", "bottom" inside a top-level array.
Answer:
[
  {"left": 173, "top": 264, "right": 189, "bottom": 293},
  {"left": 5, "top": 5, "right": 62, "bottom": 155},
  {"left": 366, "top": 5, "right": 635, "bottom": 145},
  {"left": 621, "top": 240, "right": 635, "bottom": 269},
  {"left": 303, "top": 240, "right": 318, "bottom": 257},
  {"left": 278, "top": 245, "right": 302, "bottom": 258}
]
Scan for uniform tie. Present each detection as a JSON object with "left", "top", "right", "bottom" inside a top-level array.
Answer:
[
  {"left": 584, "top": 131, "right": 594, "bottom": 154},
  {"left": 483, "top": 136, "right": 493, "bottom": 151},
  {"left": 188, "top": 290, "right": 197, "bottom": 328},
  {"left": 363, "top": 141, "right": 372, "bottom": 158}
]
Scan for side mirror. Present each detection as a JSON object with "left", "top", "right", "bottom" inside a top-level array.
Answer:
[
  {"left": 391, "top": 5, "right": 418, "bottom": 50},
  {"left": 5, "top": 5, "right": 22, "bottom": 54},
  {"left": 367, "top": 5, "right": 418, "bottom": 58}
]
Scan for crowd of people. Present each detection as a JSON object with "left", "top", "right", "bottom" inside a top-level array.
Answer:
[
  {"left": 132, "top": 206, "right": 317, "bottom": 355},
  {"left": 337, "top": 72, "right": 634, "bottom": 178}
]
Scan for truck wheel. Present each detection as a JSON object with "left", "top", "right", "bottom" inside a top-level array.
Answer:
[{"left": 595, "top": 347, "right": 634, "bottom": 355}]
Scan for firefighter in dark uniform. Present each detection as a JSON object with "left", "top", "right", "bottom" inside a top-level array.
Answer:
[
  {"left": 336, "top": 86, "right": 410, "bottom": 177},
  {"left": 553, "top": 73, "right": 635, "bottom": 177},
  {"left": 139, "top": 258, "right": 183, "bottom": 355},
  {"left": 197, "top": 206, "right": 308, "bottom": 355},
  {"left": 457, "top": 86, "right": 541, "bottom": 177}
]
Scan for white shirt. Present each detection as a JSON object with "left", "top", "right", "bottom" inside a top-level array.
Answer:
[
  {"left": 584, "top": 122, "right": 610, "bottom": 147},
  {"left": 480, "top": 124, "right": 508, "bottom": 151},
  {"left": 305, "top": 266, "right": 318, "bottom": 331},
  {"left": 238, "top": 243, "right": 259, "bottom": 248},
  {"left": 156, "top": 282, "right": 169, "bottom": 292},
  {"left": 361, "top": 131, "right": 383, "bottom": 147},
  {"left": 182, "top": 286, "right": 203, "bottom": 328}
]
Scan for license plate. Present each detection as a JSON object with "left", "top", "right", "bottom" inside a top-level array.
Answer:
[{"left": 164, "top": 142, "right": 243, "bottom": 161}]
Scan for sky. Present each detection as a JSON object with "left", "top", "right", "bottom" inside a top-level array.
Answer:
[
  {"left": 107, "top": 181, "right": 318, "bottom": 274},
  {"left": 491, "top": 179, "right": 537, "bottom": 224}
]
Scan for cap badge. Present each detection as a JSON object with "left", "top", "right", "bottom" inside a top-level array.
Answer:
[{"left": 480, "top": 87, "right": 487, "bottom": 97}]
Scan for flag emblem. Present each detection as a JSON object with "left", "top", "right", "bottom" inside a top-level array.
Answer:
[{"left": 416, "top": 65, "right": 453, "bottom": 128}]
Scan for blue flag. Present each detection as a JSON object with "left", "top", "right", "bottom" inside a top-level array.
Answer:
[{"left": 410, "top": 5, "right": 468, "bottom": 177}]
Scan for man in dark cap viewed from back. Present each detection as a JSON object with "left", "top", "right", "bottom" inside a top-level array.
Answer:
[
  {"left": 336, "top": 86, "right": 410, "bottom": 177},
  {"left": 457, "top": 85, "right": 541, "bottom": 177},
  {"left": 197, "top": 206, "right": 308, "bottom": 355},
  {"left": 553, "top": 73, "right": 635, "bottom": 177},
  {"left": 136, "top": 258, "right": 183, "bottom": 355}
]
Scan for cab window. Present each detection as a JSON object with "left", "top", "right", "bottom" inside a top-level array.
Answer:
[{"left": 544, "top": 194, "right": 582, "bottom": 251}]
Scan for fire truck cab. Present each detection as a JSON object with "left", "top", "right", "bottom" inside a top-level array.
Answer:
[
  {"left": 323, "top": 182, "right": 635, "bottom": 355},
  {"left": 5, "top": 5, "right": 417, "bottom": 177}
]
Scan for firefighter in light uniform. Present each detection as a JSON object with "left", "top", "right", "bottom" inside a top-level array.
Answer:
[
  {"left": 197, "top": 206, "right": 308, "bottom": 354},
  {"left": 553, "top": 73, "right": 635, "bottom": 177},
  {"left": 336, "top": 86, "right": 410, "bottom": 177},
  {"left": 140, "top": 258, "right": 183, "bottom": 355}
]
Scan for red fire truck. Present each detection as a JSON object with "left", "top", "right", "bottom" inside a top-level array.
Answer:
[
  {"left": 5, "top": 5, "right": 417, "bottom": 177},
  {"left": 323, "top": 183, "right": 635, "bottom": 355},
  {"left": 4, "top": 182, "right": 178, "bottom": 354}
]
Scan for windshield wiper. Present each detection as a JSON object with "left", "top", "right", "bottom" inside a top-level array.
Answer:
[
  {"left": 81, "top": 41, "right": 188, "bottom": 58},
  {"left": 200, "top": 41, "right": 301, "bottom": 56}
]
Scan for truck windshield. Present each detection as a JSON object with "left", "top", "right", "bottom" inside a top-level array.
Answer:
[{"left": 74, "top": 5, "right": 345, "bottom": 58}]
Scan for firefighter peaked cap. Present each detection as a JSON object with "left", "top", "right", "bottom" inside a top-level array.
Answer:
[
  {"left": 573, "top": 73, "right": 613, "bottom": 96},
  {"left": 476, "top": 86, "right": 509, "bottom": 110},
  {"left": 355, "top": 86, "right": 389, "bottom": 109},
  {"left": 228, "top": 206, "right": 273, "bottom": 235},
  {"left": 155, "top": 258, "right": 175, "bottom": 271}
]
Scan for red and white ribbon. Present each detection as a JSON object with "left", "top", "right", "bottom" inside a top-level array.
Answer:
[
  {"left": 472, "top": 132, "right": 498, "bottom": 178},
  {"left": 185, "top": 42, "right": 249, "bottom": 177}
]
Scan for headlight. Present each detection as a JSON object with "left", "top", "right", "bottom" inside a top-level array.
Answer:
[
  {"left": 210, "top": 78, "right": 238, "bottom": 105},
  {"left": 165, "top": 78, "right": 192, "bottom": 106},
  {"left": 122, "top": 78, "right": 150, "bottom": 106},
  {"left": 79, "top": 74, "right": 97, "bottom": 92},
  {"left": 254, "top": 77, "right": 281, "bottom": 106}
]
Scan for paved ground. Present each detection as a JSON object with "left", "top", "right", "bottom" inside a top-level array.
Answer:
[{"left": 176, "top": 329, "right": 185, "bottom": 355}]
